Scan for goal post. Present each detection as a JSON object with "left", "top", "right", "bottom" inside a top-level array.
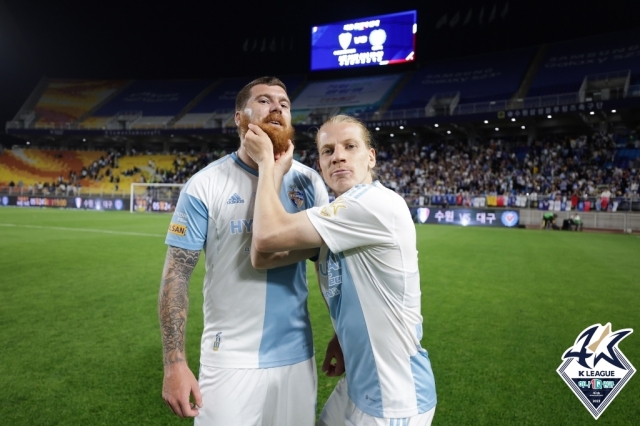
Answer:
[{"left": 130, "top": 183, "right": 184, "bottom": 213}]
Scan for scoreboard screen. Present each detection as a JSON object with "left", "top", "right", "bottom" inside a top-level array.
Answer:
[{"left": 311, "top": 10, "right": 417, "bottom": 71}]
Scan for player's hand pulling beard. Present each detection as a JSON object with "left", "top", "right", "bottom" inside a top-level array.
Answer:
[{"left": 238, "top": 111, "right": 294, "bottom": 155}]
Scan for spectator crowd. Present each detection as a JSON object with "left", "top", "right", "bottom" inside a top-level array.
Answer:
[{"left": 4, "top": 132, "right": 639, "bottom": 210}]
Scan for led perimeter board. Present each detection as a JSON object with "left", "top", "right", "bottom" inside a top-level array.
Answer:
[{"left": 311, "top": 10, "right": 417, "bottom": 71}]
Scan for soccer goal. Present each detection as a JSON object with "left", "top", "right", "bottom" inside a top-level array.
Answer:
[{"left": 130, "top": 183, "right": 184, "bottom": 213}]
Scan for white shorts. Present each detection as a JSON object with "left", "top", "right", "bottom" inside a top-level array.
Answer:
[
  {"left": 317, "top": 378, "right": 435, "bottom": 426},
  {"left": 195, "top": 357, "right": 317, "bottom": 426}
]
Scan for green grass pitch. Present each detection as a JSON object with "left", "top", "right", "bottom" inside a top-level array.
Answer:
[{"left": 0, "top": 208, "right": 638, "bottom": 425}]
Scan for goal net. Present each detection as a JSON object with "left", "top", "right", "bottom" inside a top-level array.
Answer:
[{"left": 130, "top": 183, "right": 184, "bottom": 213}]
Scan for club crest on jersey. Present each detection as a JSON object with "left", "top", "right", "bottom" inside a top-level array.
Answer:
[
  {"left": 319, "top": 197, "right": 347, "bottom": 218},
  {"left": 288, "top": 185, "right": 305, "bottom": 209},
  {"left": 556, "top": 323, "right": 635, "bottom": 419},
  {"left": 213, "top": 332, "right": 222, "bottom": 351}
]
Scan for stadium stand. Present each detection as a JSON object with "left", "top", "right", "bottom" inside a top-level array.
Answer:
[
  {"left": 176, "top": 77, "right": 246, "bottom": 128},
  {"left": 390, "top": 48, "right": 536, "bottom": 112},
  {"left": 284, "top": 129, "right": 638, "bottom": 213},
  {"left": 0, "top": 148, "right": 105, "bottom": 189},
  {"left": 6, "top": 29, "right": 640, "bottom": 137},
  {"left": 0, "top": 147, "right": 210, "bottom": 193},
  {"left": 176, "top": 75, "right": 306, "bottom": 129},
  {"left": 174, "top": 113, "right": 222, "bottom": 129},
  {"left": 527, "top": 28, "right": 640, "bottom": 98},
  {"left": 2, "top": 29, "right": 640, "bottom": 217},
  {"left": 81, "top": 80, "right": 213, "bottom": 129},
  {"left": 291, "top": 74, "right": 403, "bottom": 124},
  {"left": 26, "top": 80, "right": 128, "bottom": 129},
  {"left": 1, "top": 129, "right": 638, "bottom": 212},
  {"left": 4, "top": 32, "right": 639, "bottom": 136},
  {"left": 78, "top": 117, "right": 113, "bottom": 130}
]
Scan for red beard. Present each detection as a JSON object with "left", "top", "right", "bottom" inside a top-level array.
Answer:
[{"left": 238, "top": 112, "right": 294, "bottom": 154}]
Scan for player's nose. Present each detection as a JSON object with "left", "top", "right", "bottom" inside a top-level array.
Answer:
[
  {"left": 331, "top": 145, "right": 346, "bottom": 164},
  {"left": 270, "top": 102, "right": 282, "bottom": 114}
]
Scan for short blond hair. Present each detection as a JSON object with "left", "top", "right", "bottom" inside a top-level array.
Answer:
[{"left": 316, "top": 114, "right": 378, "bottom": 180}]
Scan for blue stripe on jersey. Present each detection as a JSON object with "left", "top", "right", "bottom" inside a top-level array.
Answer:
[
  {"left": 231, "top": 151, "right": 258, "bottom": 176},
  {"left": 165, "top": 193, "right": 209, "bottom": 250},
  {"left": 347, "top": 183, "right": 374, "bottom": 199},
  {"left": 416, "top": 323, "right": 423, "bottom": 341},
  {"left": 260, "top": 263, "right": 313, "bottom": 368},
  {"left": 257, "top": 166, "right": 317, "bottom": 367},
  {"left": 333, "top": 251, "right": 384, "bottom": 418},
  {"left": 410, "top": 349, "right": 437, "bottom": 413}
]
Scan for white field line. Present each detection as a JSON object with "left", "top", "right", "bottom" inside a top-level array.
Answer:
[{"left": 0, "top": 223, "right": 164, "bottom": 238}]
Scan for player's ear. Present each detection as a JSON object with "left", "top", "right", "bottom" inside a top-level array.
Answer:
[
  {"left": 369, "top": 148, "right": 376, "bottom": 168},
  {"left": 234, "top": 111, "right": 241, "bottom": 126}
]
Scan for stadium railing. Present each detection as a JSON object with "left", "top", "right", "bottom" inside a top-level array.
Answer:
[
  {"left": 9, "top": 82, "right": 640, "bottom": 131},
  {"left": 2, "top": 185, "right": 638, "bottom": 211},
  {"left": 2, "top": 186, "right": 638, "bottom": 231},
  {"left": 407, "top": 194, "right": 640, "bottom": 213},
  {"left": 404, "top": 194, "right": 640, "bottom": 213},
  {"left": 516, "top": 209, "right": 640, "bottom": 232},
  {"left": 0, "top": 185, "right": 129, "bottom": 198},
  {"left": 360, "top": 87, "right": 636, "bottom": 122}
]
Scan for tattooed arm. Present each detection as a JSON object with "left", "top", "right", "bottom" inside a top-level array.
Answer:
[{"left": 158, "top": 245, "right": 203, "bottom": 418}]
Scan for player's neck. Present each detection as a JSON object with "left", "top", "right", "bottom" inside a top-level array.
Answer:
[{"left": 237, "top": 144, "right": 258, "bottom": 171}]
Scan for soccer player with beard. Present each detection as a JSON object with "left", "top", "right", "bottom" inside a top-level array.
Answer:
[{"left": 159, "top": 76, "right": 329, "bottom": 425}]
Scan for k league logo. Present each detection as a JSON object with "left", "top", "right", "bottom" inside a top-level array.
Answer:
[{"left": 557, "top": 323, "right": 635, "bottom": 419}]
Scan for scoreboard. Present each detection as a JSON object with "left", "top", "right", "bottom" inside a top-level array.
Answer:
[{"left": 311, "top": 10, "right": 417, "bottom": 71}]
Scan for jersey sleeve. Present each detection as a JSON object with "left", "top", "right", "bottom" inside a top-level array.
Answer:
[
  {"left": 306, "top": 188, "right": 396, "bottom": 253},
  {"left": 165, "top": 184, "right": 209, "bottom": 251}
]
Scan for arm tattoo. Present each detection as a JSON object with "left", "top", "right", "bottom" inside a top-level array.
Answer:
[{"left": 158, "top": 246, "right": 200, "bottom": 366}]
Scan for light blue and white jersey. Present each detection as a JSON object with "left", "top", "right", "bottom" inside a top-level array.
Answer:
[
  {"left": 306, "top": 181, "right": 436, "bottom": 418},
  {"left": 166, "top": 152, "right": 328, "bottom": 369}
]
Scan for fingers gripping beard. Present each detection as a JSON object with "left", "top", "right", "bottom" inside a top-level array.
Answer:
[{"left": 238, "top": 111, "right": 294, "bottom": 154}]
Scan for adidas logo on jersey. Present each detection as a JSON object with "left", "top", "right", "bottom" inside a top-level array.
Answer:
[{"left": 227, "top": 193, "right": 244, "bottom": 204}]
